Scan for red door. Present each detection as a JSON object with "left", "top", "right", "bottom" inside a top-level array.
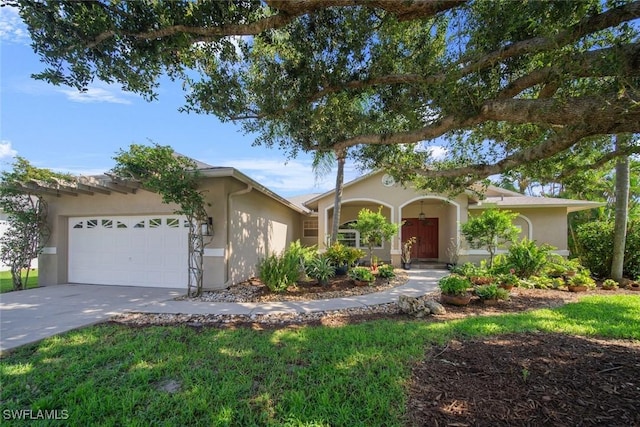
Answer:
[{"left": 402, "top": 218, "right": 439, "bottom": 259}]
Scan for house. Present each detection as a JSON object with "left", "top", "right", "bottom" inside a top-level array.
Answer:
[{"left": 31, "top": 164, "right": 600, "bottom": 290}]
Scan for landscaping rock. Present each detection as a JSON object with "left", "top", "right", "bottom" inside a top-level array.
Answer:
[
  {"left": 424, "top": 299, "right": 446, "bottom": 315},
  {"left": 398, "top": 295, "right": 431, "bottom": 318}
]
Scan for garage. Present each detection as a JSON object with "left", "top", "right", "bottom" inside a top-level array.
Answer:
[{"left": 68, "top": 215, "right": 189, "bottom": 288}]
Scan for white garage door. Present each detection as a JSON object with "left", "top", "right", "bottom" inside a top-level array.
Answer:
[{"left": 69, "top": 215, "right": 189, "bottom": 288}]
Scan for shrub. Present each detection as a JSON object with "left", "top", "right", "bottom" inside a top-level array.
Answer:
[
  {"left": 438, "top": 274, "right": 472, "bottom": 296},
  {"left": 475, "top": 284, "right": 509, "bottom": 301},
  {"left": 306, "top": 255, "right": 335, "bottom": 285},
  {"left": 348, "top": 266, "right": 375, "bottom": 283},
  {"left": 461, "top": 209, "right": 520, "bottom": 267},
  {"left": 259, "top": 253, "right": 299, "bottom": 293},
  {"left": 569, "top": 273, "right": 596, "bottom": 289},
  {"left": 377, "top": 264, "right": 395, "bottom": 279},
  {"left": 575, "top": 220, "right": 640, "bottom": 279},
  {"left": 505, "top": 238, "right": 554, "bottom": 278},
  {"left": 602, "top": 279, "right": 618, "bottom": 290}
]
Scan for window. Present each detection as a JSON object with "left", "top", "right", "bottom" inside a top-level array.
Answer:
[
  {"left": 101, "top": 219, "right": 113, "bottom": 228},
  {"left": 73, "top": 221, "right": 83, "bottom": 229},
  {"left": 87, "top": 219, "right": 98, "bottom": 229},
  {"left": 167, "top": 218, "right": 180, "bottom": 228},
  {"left": 149, "top": 218, "right": 162, "bottom": 228},
  {"left": 337, "top": 221, "right": 383, "bottom": 249},
  {"left": 134, "top": 220, "right": 145, "bottom": 229},
  {"left": 303, "top": 220, "right": 318, "bottom": 237},
  {"left": 116, "top": 221, "right": 127, "bottom": 229}
]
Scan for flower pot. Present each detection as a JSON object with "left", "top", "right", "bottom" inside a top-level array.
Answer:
[
  {"left": 630, "top": 283, "right": 640, "bottom": 292},
  {"left": 402, "top": 262, "right": 412, "bottom": 270},
  {"left": 335, "top": 265, "right": 349, "bottom": 276},
  {"left": 498, "top": 284, "right": 514, "bottom": 291},
  {"left": 440, "top": 293, "right": 471, "bottom": 306},
  {"left": 568, "top": 285, "right": 588, "bottom": 292},
  {"left": 481, "top": 298, "right": 499, "bottom": 306}
]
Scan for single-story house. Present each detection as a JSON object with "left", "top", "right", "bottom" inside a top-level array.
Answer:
[{"left": 31, "top": 161, "right": 601, "bottom": 290}]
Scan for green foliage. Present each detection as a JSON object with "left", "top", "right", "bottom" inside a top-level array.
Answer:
[
  {"left": 1, "top": 295, "right": 639, "bottom": 425},
  {"left": 348, "top": 266, "right": 375, "bottom": 283},
  {"left": 325, "top": 242, "right": 364, "bottom": 268},
  {"left": 504, "top": 238, "right": 554, "bottom": 278},
  {"left": 462, "top": 209, "right": 520, "bottom": 266},
  {"left": 474, "top": 284, "right": 509, "bottom": 301},
  {"left": 112, "top": 143, "right": 206, "bottom": 219},
  {"left": 451, "top": 262, "right": 485, "bottom": 278},
  {"left": 259, "top": 253, "right": 298, "bottom": 293},
  {"left": 602, "top": 279, "right": 618, "bottom": 290},
  {"left": 0, "top": 157, "right": 64, "bottom": 290},
  {"left": 352, "top": 207, "right": 399, "bottom": 265},
  {"left": 306, "top": 255, "right": 335, "bottom": 284},
  {"left": 377, "top": 264, "right": 395, "bottom": 279},
  {"left": 568, "top": 273, "right": 596, "bottom": 289},
  {"left": 575, "top": 219, "right": 640, "bottom": 279},
  {"left": 438, "top": 274, "right": 472, "bottom": 296}
]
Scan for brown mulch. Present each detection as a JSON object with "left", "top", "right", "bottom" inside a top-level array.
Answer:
[
  {"left": 247, "top": 270, "right": 409, "bottom": 302},
  {"left": 407, "top": 333, "right": 640, "bottom": 427}
]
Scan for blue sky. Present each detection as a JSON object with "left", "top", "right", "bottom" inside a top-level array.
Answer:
[{"left": 0, "top": 6, "right": 363, "bottom": 197}]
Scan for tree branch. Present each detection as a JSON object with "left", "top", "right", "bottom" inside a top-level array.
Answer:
[{"left": 555, "top": 144, "right": 640, "bottom": 180}]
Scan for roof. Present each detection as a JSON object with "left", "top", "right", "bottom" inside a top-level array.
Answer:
[
  {"left": 469, "top": 196, "right": 604, "bottom": 212},
  {"left": 287, "top": 193, "right": 322, "bottom": 212}
]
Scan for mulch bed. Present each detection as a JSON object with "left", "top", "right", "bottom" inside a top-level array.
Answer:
[{"left": 407, "top": 333, "right": 640, "bottom": 427}]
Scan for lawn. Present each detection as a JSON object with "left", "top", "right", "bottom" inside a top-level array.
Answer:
[
  {"left": 0, "top": 270, "right": 38, "bottom": 293},
  {"left": 1, "top": 295, "right": 638, "bottom": 426}
]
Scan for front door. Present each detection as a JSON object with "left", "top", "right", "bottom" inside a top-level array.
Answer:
[{"left": 402, "top": 218, "right": 439, "bottom": 259}]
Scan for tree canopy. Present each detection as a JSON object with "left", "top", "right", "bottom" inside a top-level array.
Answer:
[{"left": 11, "top": 0, "right": 640, "bottom": 191}]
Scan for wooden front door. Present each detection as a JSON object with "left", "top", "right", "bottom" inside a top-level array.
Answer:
[{"left": 402, "top": 218, "right": 439, "bottom": 259}]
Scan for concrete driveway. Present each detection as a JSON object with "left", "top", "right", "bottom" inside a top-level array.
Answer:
[{"left": 0, "top": 284, "right": 182, "bottom": 354}]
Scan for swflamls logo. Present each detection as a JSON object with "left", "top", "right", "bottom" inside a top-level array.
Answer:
[{"left": 2, "top": 409, "right": 69, "bottom": 420}]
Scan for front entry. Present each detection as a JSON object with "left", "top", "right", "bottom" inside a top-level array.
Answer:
[{"left": 402, "top": 218, "right": 439, "bottom": 259}]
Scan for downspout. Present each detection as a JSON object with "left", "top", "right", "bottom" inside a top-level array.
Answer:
[{"left": 223, "top": 183, "right": 252, "bottom": 287}]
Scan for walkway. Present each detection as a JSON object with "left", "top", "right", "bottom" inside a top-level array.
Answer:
[{"left": 0, "top": 269, "right": 446, "bottom": 353}]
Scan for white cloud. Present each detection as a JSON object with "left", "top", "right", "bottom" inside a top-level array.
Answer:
[
  {"left": 0, "top": 141, "right": 18, "bottom": 159},
  {"left": 58, "top": 83, "right": 138, "bottom": 105},
  {"left": 0, "top": 6, "right": 30, "bottom": 44},
  {"left": 415, "top": 142, "right": 448, "bottom": 160},
  {"left": 215, "top": 157, "right": 360, "bottom": 196}
]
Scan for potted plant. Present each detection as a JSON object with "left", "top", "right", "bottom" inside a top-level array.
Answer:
[
  {"left": 498, "top": 271, "right": 519, "bottom": 291},
  {"left": 438, "top": 274, "right": 472, "bottom": 306},
  {"left": 349, "top": 266, "right": 375, "bottom": 286},
  {"left": 601, "top": 278, "right": 618, "bottom": 291},
  {"left": 401, "top": 237, "right": 416, "bottom": 270},
  {"left": 475, "top": 283, "right": 510, "bottom": 305},
  {"left": 567, "top": 273, "right": 595, "bottom": 292},
  {"left": 306, "top": 255, "right": 335, "bottom": 286},
  {"left": 377, "top": 264, "right": 395, "bottom": 282},
  {"left": 325, "top": 243, "right": 364, "bottom": 275}
]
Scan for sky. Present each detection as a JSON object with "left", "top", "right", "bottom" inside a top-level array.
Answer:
[{"left": 0, "top": 6, "right": 365, "bottom": 198}]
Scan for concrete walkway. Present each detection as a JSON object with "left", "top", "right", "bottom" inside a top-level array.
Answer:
[{"left": 0, "top": 269, "right": 446, "bottom": 353}]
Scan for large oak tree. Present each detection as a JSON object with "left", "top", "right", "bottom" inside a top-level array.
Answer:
[{"left": 9, "top": 0, "right": 639, "bottom": 191}]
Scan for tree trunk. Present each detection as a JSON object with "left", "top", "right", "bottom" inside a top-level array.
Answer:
[
  {"left": 611, "top": 136, "right": 630, "bottom": 282},
  {"left": 330, "top": 149, "right": 346, "bottom": 245}
]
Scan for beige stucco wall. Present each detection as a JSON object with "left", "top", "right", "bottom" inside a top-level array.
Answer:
[
  {"left": 227, "top": 182, "right": 302, "bottom": 288},
  {"left": 459, "top": 207, "right": 569, "bottom": 264},
  {"left": 38, "top": 176, "right": 305, "bottom": 290},
  {"left": 315, "top": 171, "right": 468, "bottom": 265}
]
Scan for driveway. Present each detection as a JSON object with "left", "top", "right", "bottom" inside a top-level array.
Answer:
[{"left": 0, "top": 284, "right": 182, "bottom": 354}]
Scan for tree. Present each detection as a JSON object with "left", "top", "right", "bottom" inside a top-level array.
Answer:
[
  {"left": 12, "top": 1, "right": 640, "bottom": 192},
  {"left": 352, "top": 207, "right": 399, "bottom": 266},
  {"left": 461, "top": 209, "right": 520, "bottom": 267},
  {"left": 0, "top": 157, "right": 64, "bottom": 290},
  {"left": 611, "top": 136, "right": 631, "bottom": 282},
  {"left": 111, "top": 144, "right": 209, "bottom": 297}
]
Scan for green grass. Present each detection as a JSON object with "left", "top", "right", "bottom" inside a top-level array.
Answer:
[
  {"left": 1, "top": 295, "right": 638, "bottom": 426},
  {"left": 0, "top": 269, "right": 38, "bottom": 293}
]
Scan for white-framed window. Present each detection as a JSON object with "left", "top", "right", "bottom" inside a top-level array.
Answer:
[
  {"left": 338, "top": 221, "right": 383, "bottom": 249},
  {"left": 303, "top": 220, "right": 318, "bottom": 237}
]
